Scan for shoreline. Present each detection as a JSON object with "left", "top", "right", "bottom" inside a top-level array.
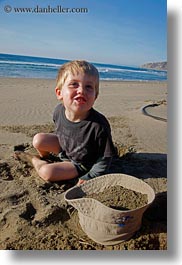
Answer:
[{"left": 0, "top": 76, "right": 167, "bottom": 82}]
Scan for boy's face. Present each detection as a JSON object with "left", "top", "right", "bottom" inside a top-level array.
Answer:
[{"left": 56, "top": 71, "right": 97, "bottom": 120}]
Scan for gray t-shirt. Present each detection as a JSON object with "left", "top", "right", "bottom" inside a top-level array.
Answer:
[{"left": 53, "top": 104, "right": 116, "bottom": 180}]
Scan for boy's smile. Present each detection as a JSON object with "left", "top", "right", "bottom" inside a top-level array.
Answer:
[
  {"left": 56, "top": 72, "right": 97, "bottom": 122},
  {"left": 74, "top": 95, "right": 86, "bottom": 105}
]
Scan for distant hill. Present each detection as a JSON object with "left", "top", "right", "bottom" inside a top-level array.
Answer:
[{"left": 141, "top": 61, "right": 167, "bottom": 71}]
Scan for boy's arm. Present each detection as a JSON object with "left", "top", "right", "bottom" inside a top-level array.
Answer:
[{"left": 79, "top": 157, "right": 112, "bottom": 181}]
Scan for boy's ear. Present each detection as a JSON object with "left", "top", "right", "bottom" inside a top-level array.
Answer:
[{"left": 55, "top": 87, "right": 63, "bottom": 100}]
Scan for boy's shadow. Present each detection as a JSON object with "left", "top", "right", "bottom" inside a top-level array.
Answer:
[{"left": 110, "top": 152, "right": 167, "bottom": 179}]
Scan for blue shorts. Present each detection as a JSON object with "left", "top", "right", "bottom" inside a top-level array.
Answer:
[{"left": 58, "top": 151, "right": 88, "bottom": 177}]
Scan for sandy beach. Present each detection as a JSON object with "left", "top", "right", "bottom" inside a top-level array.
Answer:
[{"left": 0, "top": 78, "right": 167, "bottom": 250}]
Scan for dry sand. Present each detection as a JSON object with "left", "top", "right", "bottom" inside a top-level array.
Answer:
[{"left": 0, "top": 78, "right": 167, "bottom": 250}]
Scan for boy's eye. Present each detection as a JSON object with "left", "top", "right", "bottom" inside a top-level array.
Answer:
[
  {"left": 69, "top": 82, "right": 78, "bottom": 88},
  {"left": 68, "top": 82, "right": 94, "bottom": 91},
  {"left": 86, "top": 85, "right": 94, "bottom": 91}
]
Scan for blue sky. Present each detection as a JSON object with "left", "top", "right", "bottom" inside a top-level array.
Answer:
[{"left": 0, "top": 0, "right": 167, "bottom": 66}]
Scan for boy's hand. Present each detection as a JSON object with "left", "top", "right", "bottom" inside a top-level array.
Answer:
[{"left": 77, "top": 179, "right": 87, "bottom": 186}]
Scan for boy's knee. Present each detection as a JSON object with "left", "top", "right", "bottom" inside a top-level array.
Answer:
[
  {"left": 32, "top": 133, "right": 44, "bottom": 149},
  {"left": 39, "top": 164, "right": 53, "bottom": 181}
]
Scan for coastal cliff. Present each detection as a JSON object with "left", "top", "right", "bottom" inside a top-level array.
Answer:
[{"left": 141, "top": 61, "right": 167, "bottom": 71}]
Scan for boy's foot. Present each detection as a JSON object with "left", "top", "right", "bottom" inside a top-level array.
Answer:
[{"left": 14, "top": 151, "right": 38, "bottom": 166}]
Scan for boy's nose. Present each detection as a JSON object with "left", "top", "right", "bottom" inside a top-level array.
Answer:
[{"left": 77, "top": 84, "right": 85, "bottom": 94}]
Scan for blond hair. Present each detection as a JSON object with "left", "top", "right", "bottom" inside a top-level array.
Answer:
[{"left": 56, "top": 60, "right": 99, "bottom": 98}]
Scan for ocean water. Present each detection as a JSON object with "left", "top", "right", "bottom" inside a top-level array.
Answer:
[{"left": 0, "top": 53, "right": 167, "bottom": 81}]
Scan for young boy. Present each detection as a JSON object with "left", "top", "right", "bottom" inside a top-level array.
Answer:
[{"left": 15, "top": 60, "right": 116, "bottom": 185}]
